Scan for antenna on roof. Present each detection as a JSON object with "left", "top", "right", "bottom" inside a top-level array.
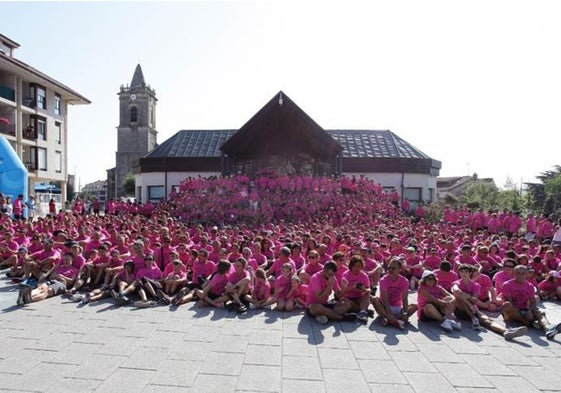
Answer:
[{"left": 278, "top": 92, "right": 283, "bottom": 106}]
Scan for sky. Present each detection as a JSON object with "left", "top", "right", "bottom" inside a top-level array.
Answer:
[{"left": 2, "top": 0, "right": 561, "bottom": 191}]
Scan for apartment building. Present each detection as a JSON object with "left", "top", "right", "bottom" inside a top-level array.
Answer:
[{"left": 0, "top": 33, "right": 90, "bottom": 199}]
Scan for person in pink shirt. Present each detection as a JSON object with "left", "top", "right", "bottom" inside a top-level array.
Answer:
[
  {"left": 158, "top": 254, "right": 188, "bottom": 302},
  {"left": 109, "top": 261, "right": 137, "bottom": 305},
  {"left": 299, "top": 250, "right": 323, "bottom": 284},
  {"left": 470, "top": 267, "right": 498, "bottom": 312},
  {"left": 340, "top": 255, "right": 371, "bottom": 324},
  {"left": 244, "top": 268, "right": 271, "bottom": 308},
  {"left": 416, "top": 270, "right": 459, "bottom": 332},
  {"left": 23, "top": 238, "right": 61, "bottom": 280},
  {"left": 434, "top": 261, "right": 459, "bottom": 293},
  {"left": 306, "top": 261, "right": 358, "bottom": 324},
  {"left": 372, "top": 258, "right": 417, "bottom": 329},
  {"left": 266, "top": 262, "right": 295, "bottom": 311},
  {"left": 222, "top": 257, "right": 252, "bottom": 313},
  {"left": 493, "top": 259, "right": 515, "bottom": 304},
  {"left": 451, "top": 264, "right": 482, "bottom": 330},
  {"left": 423, "top": 247, "right": 442, "bottom": 271},
  {"left": 403, "top": 247, "right": 424, "bottom": 290},
  {"left": 290, "top": 243, "right": 305, "bottom": 270},
  {"left": 194, "top": 260, "right": 231, "bottom": 308},
  {"left": 502, "top": 264, "right": 561, "bottom": 340},
  {"left": 537, "top": 271, "right": 561, "bottom": 300},
  {"left": 266, "top": 247, "right": 295, "bottom": 278}
]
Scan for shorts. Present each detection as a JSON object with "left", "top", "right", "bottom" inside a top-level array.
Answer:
[
  {"left": 454, "top": 308, "right": 470, "bottom": 321},
  {"left": 48, "top": 280, "right": 66, "bottom": 295},
  {"left": 208, "top": 292, "right": 221, "bottom": 300},
  {"left": 390, "top": 305, "right": 402, "bottom": 316}
]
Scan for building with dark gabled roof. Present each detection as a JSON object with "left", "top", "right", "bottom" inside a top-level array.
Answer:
[{"left": 135, "top": 91, "right": 441, "bottom": 205}]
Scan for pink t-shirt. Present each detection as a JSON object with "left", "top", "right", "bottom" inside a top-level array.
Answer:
[
  {"left": 502, "top": 279, "right": 535, "bottom": 309},
  {"left": 493, "top": 270, "right": 514, "bottom": 295},
  {"left": 341, "top": 269, "right": 370, "bottom": 299},
  {"left": 191, "top": 260, "right": 216, "bottom": 281},
  {"left": 208, "top": 273, "right": 229, "bottom": 296},
  {"left": 475, "top": 274, "right": 493, "bottom": 300},
  {"left": 434, "top": 270, "right": 458, "bottom": 292},
  {"left": 273, "top": 274, "right": 292, "bottom": 300},
  {"left": 379, "top": 274, "right": 409, "bottom": 307},
  {"left": 253, "top": 279, "right": 271, "bottom": 301},
  {"left": 306, "top": 271, "right": 341, "bottom": 306},
  {"left": 452, "top": 278, "right": 481, "bottom": 297},
  {"left": 417, "top": 284, "right": 446, "bottom": 317}
]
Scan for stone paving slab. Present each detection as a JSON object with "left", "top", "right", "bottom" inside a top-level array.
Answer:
[{"left": 1, "top": 276, "right": 561, "bottom": 393}]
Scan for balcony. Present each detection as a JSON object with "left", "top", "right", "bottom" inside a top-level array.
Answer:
[
  {"left": 0, "top": 86, "right": 15, "bottom": 102},
  {"left": 22, "top": 126, "right": 37, "bottom": 140},
  {"left": 22, "top": 97, "right": 36, "bottom": 109},
  {"left": 0, "top": 123, "right": 15, "bottom": 137}
]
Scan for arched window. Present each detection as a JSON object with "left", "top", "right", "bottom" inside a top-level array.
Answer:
[{"left": 130, "top": 106, "right": 138, "bottom": 123}]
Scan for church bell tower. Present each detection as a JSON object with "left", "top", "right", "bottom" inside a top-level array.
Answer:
[{"left": 113, "top": 64, "right": 158, "bottom": 198}]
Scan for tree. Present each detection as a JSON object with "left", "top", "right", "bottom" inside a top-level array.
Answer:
[
  {"left": 462, "top": 182, "right": 498, "bottom": 210},
  {"left": 122, "top": 174, "right": 136, "bottom": 196},
  {"left": 544, "top": 172, "right": 561, "bottom": 214}
]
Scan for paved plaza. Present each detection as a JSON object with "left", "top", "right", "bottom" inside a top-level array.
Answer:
[{"left": 1, "top": 276, "right": 560, "bottom": 393}]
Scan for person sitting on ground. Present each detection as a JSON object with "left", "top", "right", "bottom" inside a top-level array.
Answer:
[
  {"left": 243, "top": 267, "right": 271, "bottom": 309},
  {"left": 110, "top": 261, "right": 137, "bottom": 306},
  {"left": 451, "top": 264, "right": 483, "bottom": 330},
  {"left": 470, "top": 266, "right": 499, "bottom": 312},
  {"left": 502, "top": 264, "right": 561, "bottom": 340},
  {"left": 417, "top": 270, "right": 460, "bottom": 333},
  {"left": 193, "top": 260, "right": 231, "bottom": 308},
  {"left": 340, "top": 255, "right": 371, "bottom": 324},
  {"left": 372, "top": 257, "right": 418, "bottom": 329},
  {"left": 222, "top": 257, "right": 252, "bottom": 312},
  {"left": 305, "top": 261, "right": 359, "bottom": 324}
]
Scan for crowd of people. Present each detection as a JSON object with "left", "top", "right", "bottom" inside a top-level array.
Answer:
[{"left": 1, "top": 173, "right": 561, "bottom": 342}]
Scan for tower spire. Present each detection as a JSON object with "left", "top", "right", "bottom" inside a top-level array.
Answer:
[{"left": 130, "top": 64, "right": 146, "bottom": 89}]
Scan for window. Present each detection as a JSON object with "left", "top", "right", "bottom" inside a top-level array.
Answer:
[
  {"left": 54, "top": 94, "right": 61, "bottom": 116},
  {"left": 37, "top": 118, "right": 46, "bottom": 141},
  {"left": 148, "top": 185, "right": 165, "bottom": 201},
  {"left": 38, "top": 148, "right": 47, "bottom": 171},
  {"left": 55, "top": 151, "right": 62, "bottom": 173},
  {"left": 55, "top": 122, "right": 62, "bottom": 144},
  {"left": 130, "top": 106, "right": 138, "bottom": 123},
  {"left": 403, "top": 187, "right": 422, "bottom": 202},
  {"left": 31, "top": 84, "right": 47, "bottom": 110}
]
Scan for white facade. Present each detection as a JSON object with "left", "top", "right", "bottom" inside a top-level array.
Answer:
[
  {"left": 0, "top": 34, "right": 90, "bottom": 197},
  {"left": 136, "top": 171, "right": 221, "bottom": 202},
  {"left": 136, "top": 170, "right": 437, "bottom": 205}
]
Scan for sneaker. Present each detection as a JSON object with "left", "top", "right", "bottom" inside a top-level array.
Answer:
[
  {"left": 440, "top": 319, "right": 453, "bottom": 333},
  {"left": 451, "top": 320, "right": 462, "bottom": 330},
  {"left": 357, "top": 310, "right": 369, "bottom": 324},
  {"left": 367, "top": 309, "right": 375, "bottom": 318},
  {"left": 110, "top": 289, "right": 119, "bottom": 300},
  {"left": 504, "top": 326, "right": 528, "bottom": 341},
  {"left": 225, "top": 301, "right": 238, "bottom": 311},
  {"left": 69, "top": 294, "right": 83, "bottom": 303},
  {"left": 341, "top": 312, "right": 359, "bottom": 322},
  {"left": 545, "top": 322, "right": 561, "bottom": 340},
  {"left": 471, "top": 316, "right": 481, "bottom": 331},
  {"left": 236, "top": 304, "right": 248, "bottom": 314},
  {"left": 315, "top": 315, "right": 329, "bottom": 325},
  {"left": 81, "top": 293, "right": 91, "bottom": 304}
]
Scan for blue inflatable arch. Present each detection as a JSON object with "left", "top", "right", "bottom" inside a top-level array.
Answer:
[{"left": 0, "top": 136, "right": 28, "bottom": 202}]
